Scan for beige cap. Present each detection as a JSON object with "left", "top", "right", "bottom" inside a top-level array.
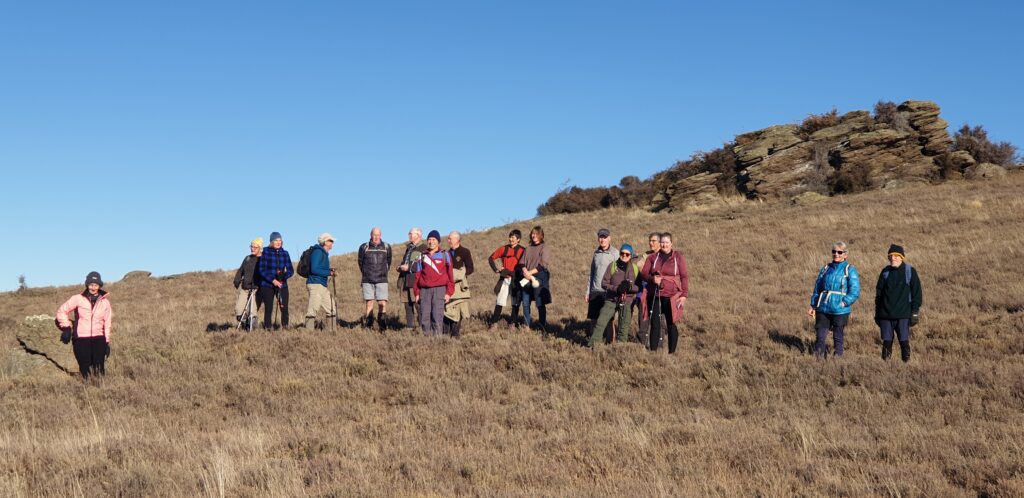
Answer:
[{"left": 318, "top": 232, "right": 335, "bottom": 244}]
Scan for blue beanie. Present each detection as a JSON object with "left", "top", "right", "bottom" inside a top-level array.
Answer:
[
  {"left": 427, "top": 230, "right": 441, "bottom": 241},
  {"left": 270, "top": 232, "right": 282, "bottom": 242},
  {"left": 620, "top": 243, "right": 634, "bottom": 255}
]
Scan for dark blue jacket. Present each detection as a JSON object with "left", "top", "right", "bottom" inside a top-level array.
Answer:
[
  {"left": 307, "top": 245, "right": 331, "bottom": 287},
  {"left": 258, "top": 246, "right": 294, "bottom": 288}
]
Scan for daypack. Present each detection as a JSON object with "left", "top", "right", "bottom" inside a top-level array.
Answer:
[
  {"left": 882, "top": 263, "right": 913, "bottom": 302},
  {"left": 502, "top": 244, "right": 525, "bottom": 262},
  {"left": 296, "top": 245, "right": 317, "bottom": 278}
]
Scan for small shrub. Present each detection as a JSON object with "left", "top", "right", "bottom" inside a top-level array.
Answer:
[
  {"left": 537, "top": 186, "right": 610, "bottom": 215},
  {"left": 17, "top": 275, "right": 27, "bottom": 292},
  {"left": 953, "top": 124, "right": 1017, "bottom": 166},
  {"left": 873, "top": 100, "right": 912, "bottom": 132},
  {"left": 830, "top": 162, "right": 874, "bottom": 194},
  {"left": 799, "top": 107, "right": 840, "bottom": 138}
]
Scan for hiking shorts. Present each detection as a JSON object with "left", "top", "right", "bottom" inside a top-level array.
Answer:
[{"left": 362, "top": 282, "right": 389, "bottom": 301}]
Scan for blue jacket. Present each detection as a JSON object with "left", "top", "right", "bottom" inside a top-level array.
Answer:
[
  {"left": 307, "top": 245, "right": 331, "bottom": 287},
  {"left": 810, "top": 261, "right": 860, "bottom": 315}
]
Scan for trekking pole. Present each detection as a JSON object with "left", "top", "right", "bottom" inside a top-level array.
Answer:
[{"left": 330, "top": 270, "right": 338, "bottom": 332}]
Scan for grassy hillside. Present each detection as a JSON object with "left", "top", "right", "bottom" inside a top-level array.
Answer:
[{"left": 2, "top": 174, "right": 1023, "bottom": 496}]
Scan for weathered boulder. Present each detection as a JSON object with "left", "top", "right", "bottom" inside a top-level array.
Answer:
[
  {"left": 791, "top": 191, "right": 827, "bottom": 206},
  {"left": 122, "top": 271, "right": 152, "bottom": 281},
  {"left": 665, "top": 172, "right": 724, "bottom": 211},
  {"left": 16, "top": 315, "right": 78, "bottom": 374},
  {"left": 965, "top": 163, "right": 1007, "bottom": 180}
]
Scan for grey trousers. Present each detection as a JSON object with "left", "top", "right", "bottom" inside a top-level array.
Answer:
[{"left": 418, "top": 286, "right": 446, "bottom": 336}]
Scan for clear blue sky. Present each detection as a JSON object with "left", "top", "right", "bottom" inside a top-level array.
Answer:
[{"left": 3, "top": 1, "right": 1021, "bottom": 291}]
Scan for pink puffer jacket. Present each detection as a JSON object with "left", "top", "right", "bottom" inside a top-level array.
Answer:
[{"left": 56, "top": 291, "right": 112, "bottom": 342}]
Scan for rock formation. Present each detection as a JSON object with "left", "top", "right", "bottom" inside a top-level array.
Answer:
[{"left": 650, "top": 100, "right": 998, "bottom": 211}]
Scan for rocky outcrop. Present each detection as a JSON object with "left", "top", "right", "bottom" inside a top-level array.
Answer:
[
  {"left": 16, "top": 315, "right": 78, "bottom": 374},
  {"left": 650, "top": 100, "right": 966, "bottom": 211},
  {"left": 122, "top": 271, "right": 152, "bottom": 281}
]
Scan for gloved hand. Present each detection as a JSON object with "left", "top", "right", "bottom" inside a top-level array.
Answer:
[
  {"left": 499, "top": 269, "right": 512, "bottom": 278},
  {"left": 616, "top": 281, "right": 631, "bottom": 294},
  {"left": 105, "top": 343, "right": 111, "bottom": 357},
  {"left": 60, "top": 328, "right": 72, "bottom": 344},
  {"left": 910, "top": 312, "right": 920, "bottom": 327}
]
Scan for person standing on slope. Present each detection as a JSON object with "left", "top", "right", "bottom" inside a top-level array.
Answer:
[
  {"left": 56, "top": 271, "right": 112, "bottom": 379},
  {"left": 233, "top": 237, "right": 262, "bottom": 329},
  {"left": 519, "top": 226, "right": 552, "bottom": 332},
  {"left": 874, "top": 244, "right": 923, "bottom": 362},
  {"left": 258, "top": 231, "right": 294, "bottom": 330},
  {"left": 413, "top": 230, "right": 455, "bottom": 336},
  {"left": 443, "top": 231, "right": 474, "bottom": 338},
  {"left": 397, "top": 227, "right": 427, "bottom": 331},
  {"left": 358, "top": 227, "right": 392, "bottom": 331},
  {"left": 639, "top": 233, "right": 688, "bottom": 354},
  {"left": 589, "top": 244, "right": 640, "bottom": 348},
  {"left": 807, "top": 241, "right": 861, "bottom": 358},
  {"left": 303, "top": 233, "right": 337, "bottom": 330},
  {"left": 586, "top": 228, "right": 618, "bottom": 343},
  {"left": 487, "top": 229, "right": 525, "bottom": 327}
]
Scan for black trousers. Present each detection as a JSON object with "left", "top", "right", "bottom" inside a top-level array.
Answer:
[
  {"left": 648, "top": 296, "right": 679, "bottom": 353},
  {"left": 73, "top": 336, "right": 106, "bottom": 378},
  {"left": 258, "top": 286, "right": 289, "bottom": 329}
]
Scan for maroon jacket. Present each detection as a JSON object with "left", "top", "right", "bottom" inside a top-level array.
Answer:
[
  {"left": 413, "top": 250, "right": 455, "bottom": 297},
  {"left": 639, "top": 250, "right": 689, "bottom": 323}
]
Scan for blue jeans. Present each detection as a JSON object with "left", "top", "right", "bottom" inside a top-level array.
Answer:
[
  {"left": 520, "top": 270, "right": 549, "bottom": 327},
  {"left": 879, "top": 318, "right": 910, "bottom": 342}
]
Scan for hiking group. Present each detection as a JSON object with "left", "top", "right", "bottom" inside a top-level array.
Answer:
[{"left": 52, "top": 228, "right": 923, "bottom": 380}]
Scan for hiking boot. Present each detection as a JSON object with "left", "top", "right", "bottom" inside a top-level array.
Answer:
[
  {"left": 304, "top": 317, "right": 316, "bottom": 330},
  {"left": 881, "top": 340, "right": 893, "bottom": 361},
  {"left": 377, "top": 313, "right": 387, "bottom": 333},
  {"left": 899, "top": 341, "right": 911, "bottom": 363}
]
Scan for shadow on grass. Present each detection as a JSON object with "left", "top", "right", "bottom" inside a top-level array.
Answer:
[{"left": 768, "top": 329, "right": 811, "bottom": 354}]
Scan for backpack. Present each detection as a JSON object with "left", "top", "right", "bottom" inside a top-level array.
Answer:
[
  {"left": 296, "top": 245, "right": 317, "bottom": 278},
  {"left": 609, "top": 261, "right": 640, "bottom": 278}
]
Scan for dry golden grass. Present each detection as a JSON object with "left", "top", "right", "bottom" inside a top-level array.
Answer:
[{"left": 2, "top": 174, "right": 1024, "bottom": 496}]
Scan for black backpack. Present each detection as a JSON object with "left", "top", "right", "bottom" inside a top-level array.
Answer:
[{"left": 296, "top": 245, "right": 317, "bottom": 278}]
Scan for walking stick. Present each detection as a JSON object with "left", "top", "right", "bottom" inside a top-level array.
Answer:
[
  {"left": 649, "top": 285, "right": 661, "bottom": 350},
  {"left": 330, "top": 271, "right": 338, "bottom": 332}
]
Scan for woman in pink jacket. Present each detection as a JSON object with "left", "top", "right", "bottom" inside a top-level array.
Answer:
[
  {"left": 56, "top": 271, "right": 112, "bottom": 378},
  {"left": 639, "top": 233, "right": 688, "bottom": 354}
]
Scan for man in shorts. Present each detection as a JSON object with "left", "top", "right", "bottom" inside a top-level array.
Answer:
[{"left": 358, "top": 227, "right": 392, "bottom": 332}]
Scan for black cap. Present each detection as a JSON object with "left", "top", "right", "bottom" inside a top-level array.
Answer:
[
  {"left": 85, "top": 271, "right": 103, "bottom": 287},
  {"left": 887, "top": 244, "right": 906, "bottom": 258}
]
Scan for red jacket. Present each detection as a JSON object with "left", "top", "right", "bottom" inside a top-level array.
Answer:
[
  {"left": 489, "top": 244, "right": 524, "bottom": 273},
  {"left": 413, "top": 250, "right": 455, "bottom": 297}
]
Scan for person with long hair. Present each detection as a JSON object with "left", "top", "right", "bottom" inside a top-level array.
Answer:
[{"left": 519, "top": 226, "right": 552, "bottom": 331}]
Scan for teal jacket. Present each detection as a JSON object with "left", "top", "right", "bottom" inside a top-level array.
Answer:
[
  {"left": 810, "top": 261, "right": 860, "bottom": 315},
  {"left": 306, "top": 245, "right": 331, "bottom": 287}
]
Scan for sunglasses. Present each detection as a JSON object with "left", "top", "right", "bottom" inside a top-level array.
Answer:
[
  {"left": 832, "top": 250, "right": 846, "bottom": 255},
  {"left": 620, "top": 252, "right": 632, "bottom": 257}
]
